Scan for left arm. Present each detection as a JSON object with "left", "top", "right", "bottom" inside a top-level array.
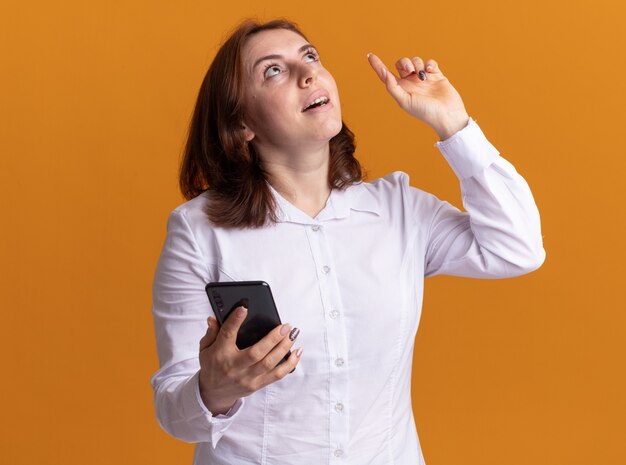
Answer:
[{"left": 367, "top": 53, "right": 545, "bottom": 277}]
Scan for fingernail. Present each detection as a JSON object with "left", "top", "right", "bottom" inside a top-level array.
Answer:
[
  {"left": 236, "top": 306, "right": 247, "bottom": 317},
  {"left": 289, "top": 327, "right": 300, "bottom": 341},
  {"left": 280, "top": 324, "right": 292, "bottom": 336},
  {"left": 405, "top": 63, "right": 413, "bottom": 73},
  {"left": 367, "top": 52, "right": 371, "bottom": 59},
  {"left": 296, "top": 347, "right": 303, "bottom": 357},
  {"left": 418, "top": 70, "right": 427, "bottom": 81},
  {"left": 381, "top": 67, "right": 387, "bottom": 80},
  {"left": 426, "top": 64, "right": 433, "bottom": 71}
]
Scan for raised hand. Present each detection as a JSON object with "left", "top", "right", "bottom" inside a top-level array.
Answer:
[{"left": 367, "top": 53, "right": 470, "bottom": 140}]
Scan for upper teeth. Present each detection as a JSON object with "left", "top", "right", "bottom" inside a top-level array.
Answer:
[{"left": 305, "top": 96, "right": 328, "bottom": 110}]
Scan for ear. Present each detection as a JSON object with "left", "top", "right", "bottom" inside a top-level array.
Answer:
[{"left": 241, "top": 123, "right": 255, "bottom": 142}]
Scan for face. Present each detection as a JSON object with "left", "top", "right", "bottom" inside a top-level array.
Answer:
[{"left": 240, "top": 28, "right": 343, "bottom": 155}]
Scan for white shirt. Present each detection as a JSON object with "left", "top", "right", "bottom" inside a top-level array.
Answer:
[{"left": 150, "top": 117, "right": 545, "bottom": 465}]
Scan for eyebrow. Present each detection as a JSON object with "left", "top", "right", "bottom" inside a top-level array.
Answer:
[{"left": 251, "top": 43, "right": 317, "bottom": 72}]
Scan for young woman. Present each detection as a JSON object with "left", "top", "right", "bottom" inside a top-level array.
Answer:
[{"left": 150, "top": 19, "right": 545, "bottom": 465}]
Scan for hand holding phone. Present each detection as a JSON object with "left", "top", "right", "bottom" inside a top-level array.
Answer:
[
  {"left": 206, "top": 281, "right": 290, "bottom": 356},
  {"left": 197, "top": 282, "right": 302, "bottom": 415}
]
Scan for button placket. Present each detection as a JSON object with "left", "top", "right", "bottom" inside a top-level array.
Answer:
[
  {"left": 317, "top": 227, "right": 350, "bottom": 459},
  {"left": 304, "top": 223, "right": 350, "bottom": 459}
]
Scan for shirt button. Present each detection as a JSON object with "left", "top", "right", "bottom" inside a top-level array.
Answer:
[
  {"left": 334, "top": 449, "right": 344, "bottom": 458},
  {"left": 322, "top": 265, "right": 331, "bottom": 274},
  {"left": 335, "top": 357, "right": 344, "bottom": 367},
  {"left": 312, "top": 225, "right": 320, "bottom": 231},
  {"left": 335, "top": 402, "right": 344, "bottom": 412},
  {"left": 329, "top": 310, "right": 340, "bottom": 319}
]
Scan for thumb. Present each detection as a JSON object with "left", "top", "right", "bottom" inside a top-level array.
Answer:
[
  {"left": 199, "top": 316, "right": 220, "bottom": 352},
  {"left": 217, "top": 306, "right": 248, "bottom": 346}
]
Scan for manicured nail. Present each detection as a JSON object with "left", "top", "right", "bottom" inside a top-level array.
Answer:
[
  {"left": 381, "top": 67, "right": 387, "bottom": 81},
  {"left": 295, "top": 347, "right": 303, "bottom": 357},
  {"left": 418, "top": 70, "right": 427, "bottom": 81},
  {"left": 426, "top": 64, "right": 433, "bottom": 71},
  {"left": 289, "top": 327, "right": 300, "bottom": 341},
  {"left": 280, "top": 324, "right": 292, "bottom": 336},
  {"left": 367, "top": 52, "right": 372, "bottom": 59},
  {"left": 236, "top": 306, "right": 247, "bottom": 317}
]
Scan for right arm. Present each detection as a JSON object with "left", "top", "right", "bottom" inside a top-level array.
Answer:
[{"left": 150, "top": 208, "right": 301, "bottom": 446}]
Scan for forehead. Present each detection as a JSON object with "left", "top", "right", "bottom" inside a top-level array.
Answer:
[{"left": 242, "top": 29, "right": 309, "bottom": 67}]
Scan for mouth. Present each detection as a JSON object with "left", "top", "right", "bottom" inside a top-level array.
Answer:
[{"left": 302, "top": 95, "right": 330, "bottom": 112}]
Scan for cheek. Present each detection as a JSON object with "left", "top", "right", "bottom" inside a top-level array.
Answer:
[
  {"left": 245, "top": 97, "right": 266, "bottom": 126},
  {"left": 321, "top": 71, "right": 340, "bottom": 97},
  {"left": 247, "top": 93, "right": 290, "bottom": 128}
]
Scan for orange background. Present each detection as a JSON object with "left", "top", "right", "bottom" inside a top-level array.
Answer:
[{"left": 1, "top": 0, "right": 625, "bottom": 464}]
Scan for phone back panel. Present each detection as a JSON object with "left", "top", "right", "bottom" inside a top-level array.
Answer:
[{"left": 205, "top": 281, "right": 282, "bottom": 349}]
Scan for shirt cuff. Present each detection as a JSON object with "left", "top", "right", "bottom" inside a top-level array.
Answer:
[
  {"left": 189, "top": 370, "right": 245, "bottom": 447},
  {"left": 434, "top": 117, "right": 500, "bottom": 180}
]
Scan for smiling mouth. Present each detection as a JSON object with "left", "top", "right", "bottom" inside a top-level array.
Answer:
[{"left": 302, "top": 96, "right": 330, "bottom": 112}]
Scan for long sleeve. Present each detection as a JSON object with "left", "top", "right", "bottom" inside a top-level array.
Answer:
[
  {"left": 150, "top": 208, "right": 243, "bottom": 446},
  {"left": 424, "top": 117, "right": 545, "bottom": 277}
]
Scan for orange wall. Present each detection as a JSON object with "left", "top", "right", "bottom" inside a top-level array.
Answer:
[{"left": 1, "top": 1, "right": 625, "bottom": 464}]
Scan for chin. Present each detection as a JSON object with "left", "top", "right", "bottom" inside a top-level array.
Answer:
[{"left": 324, "top": 117, "right": 344, "bottom": 140}]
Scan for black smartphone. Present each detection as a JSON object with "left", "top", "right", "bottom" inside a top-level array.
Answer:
[{"left": 205, "top": 281, "right": 291, "bottom": 366}]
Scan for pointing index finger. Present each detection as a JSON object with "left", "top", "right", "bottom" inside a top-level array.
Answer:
[
  {"left": 367, "top": 52, "right": 388, "bottom": 83},
  {"left": 367, "top": 52, "right": 406, "bottom": 104}
]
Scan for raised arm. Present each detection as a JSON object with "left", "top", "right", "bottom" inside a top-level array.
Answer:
[{"left": 367, "top": 52, "right": 545, "bottom": 277}]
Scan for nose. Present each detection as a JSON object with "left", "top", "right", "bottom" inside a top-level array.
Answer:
[{"left": 298, "top": 65, "right": 316, "bottom": 88}]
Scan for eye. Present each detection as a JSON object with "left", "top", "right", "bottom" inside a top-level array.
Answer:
[
  {"left": 263, "top": 64, "right": 282, "bottom": 79},
  {"left": 304, "top": 49, "right": 319, "bottom": 63}
]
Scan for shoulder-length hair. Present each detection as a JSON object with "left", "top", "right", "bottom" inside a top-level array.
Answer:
[{"left": 179, "top": 19, "right": 362, "bottom": 228}]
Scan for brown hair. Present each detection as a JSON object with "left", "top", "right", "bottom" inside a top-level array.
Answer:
[{"left": 179, "top": 19, "right": 362, "bottom": 228}]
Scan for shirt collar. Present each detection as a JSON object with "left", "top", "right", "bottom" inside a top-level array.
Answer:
[{"left": 269, "top": 181, "right": 381, "bottom": 225}]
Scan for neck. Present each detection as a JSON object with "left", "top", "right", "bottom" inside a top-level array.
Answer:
[{"left": 256, "top": 143, "right": 331, "bottom": 218}]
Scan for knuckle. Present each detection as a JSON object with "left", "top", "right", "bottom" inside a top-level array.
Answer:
[
  {"left": 272, "top": 332, "right": 286, "bottom": 345},
  {"left": 224, "top": 367, "right": 239, "bottom": 381},
  {"left": 261, "top": 356, "right": 277, "bottom": 371},
  {"left": 249, "top": 379, "right": 264, "bottom": 392},
  {"left": 247, "top": 347, "right": 263, "bottom": 363},
  {"left": 272, "top": 368, "right": 286, "bottom": 381},
  {"left": 213, "top": 351, "right": 225, "bottom": 366},
  {"left": 239, "top": 377, "right": 258, "bottom": 392},
  {"left": 254, "top": 377, "right": 267, "bottom": 390},
  {"left": 219, "top": 364, "right": 230, "bottom": 377}
]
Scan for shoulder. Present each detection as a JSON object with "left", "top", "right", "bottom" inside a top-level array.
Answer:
[
  {"left": 170, "top": 191, "right": 210, "bottom": 222},
  {"left": 362, "top": 171, "right": 435, "bottom": 202},
  {"left": 367, "top": 171, "right": 410, "bottom": 190},
  {"left": 163, "top": 192, "right": 221, "bottom": 241},
  {"left": 356, "top": 171, "right": 445, "bottom": 221}
]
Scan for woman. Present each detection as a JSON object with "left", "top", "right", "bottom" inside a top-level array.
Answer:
[{"left": 150, "top": 19, "right": 545, "bottom": 465}]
